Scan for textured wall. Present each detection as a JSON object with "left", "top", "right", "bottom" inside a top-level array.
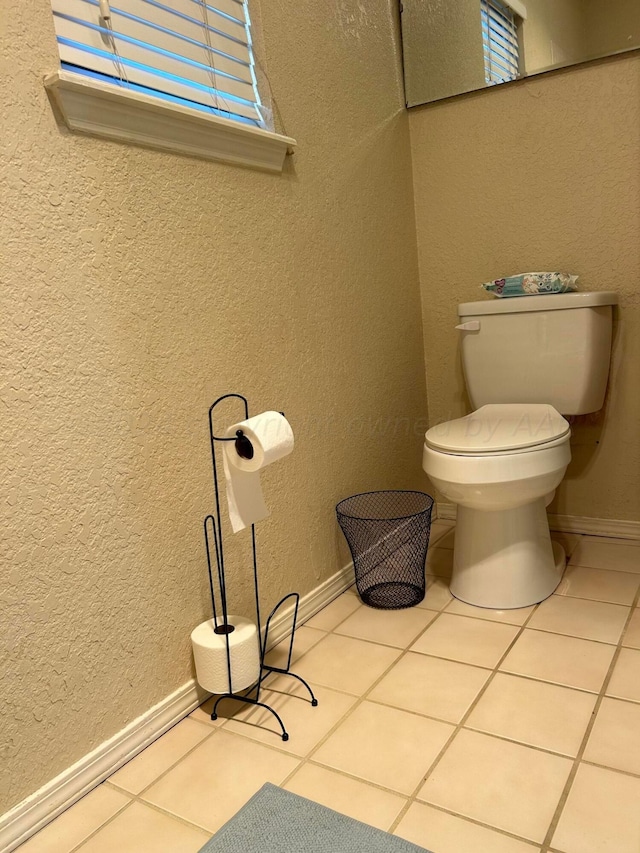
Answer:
[
  {"left": 409, "top": 53, "right": 640, "bottom": 522},
  {"left": 586, "top": 0, "right": 640, "bottom": 58},
  {"left": 0, "top": 0, "right": 427, "bottom": 812},
  {"left": 522, "top": 0, "right": 587, "bottom": 73},
  {"left": 401, "top": 0, "right": 486, "bottom": 106}
]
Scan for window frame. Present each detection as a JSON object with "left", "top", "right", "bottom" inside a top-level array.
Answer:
[{"left": 44, "top": 1, "right": 296, "bottom": 173}]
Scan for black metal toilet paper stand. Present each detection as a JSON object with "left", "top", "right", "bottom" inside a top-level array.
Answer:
[{"left": 203, "top": 393, "right": 317, "bottom": 741}]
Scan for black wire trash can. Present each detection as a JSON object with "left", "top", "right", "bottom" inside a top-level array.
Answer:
[{"left": 336, "top": 490, "right": 434, "bottom": 610}]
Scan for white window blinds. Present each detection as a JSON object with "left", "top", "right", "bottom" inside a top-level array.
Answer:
[
  {"left": 481, "top": 0, "right": 520, "bottom": 86},
  {"left": 50, "top": 0, "right": 264, "bottom": 126}
]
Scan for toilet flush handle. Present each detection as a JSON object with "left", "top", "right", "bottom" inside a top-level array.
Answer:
[{"left": 455, "top": 320, "right": 481, "bottom": 331}]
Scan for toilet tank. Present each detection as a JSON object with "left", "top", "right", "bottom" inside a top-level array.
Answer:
[{"left": 457, "top": 292, "right": 617, "bottom": 415}]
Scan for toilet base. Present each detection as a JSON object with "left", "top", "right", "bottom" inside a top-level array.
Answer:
[{"left": 450, "top": 499, "right": 566, "bottom": 609}]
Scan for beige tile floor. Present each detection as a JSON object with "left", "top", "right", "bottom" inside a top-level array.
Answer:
[{"left": 17, "top": 524, "right": 640, "bottom": 853}]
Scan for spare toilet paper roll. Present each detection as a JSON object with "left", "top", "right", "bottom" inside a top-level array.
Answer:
[
  {"left": 191, "top": 616, "right": 260, "bottom": 694},
  {"left": 223, "top": 411, "right": 294, "bottom": 533}
]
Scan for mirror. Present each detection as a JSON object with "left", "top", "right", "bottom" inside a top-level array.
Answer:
[{"left": 401, "top": 0, "right": 640, "bottom": 107}]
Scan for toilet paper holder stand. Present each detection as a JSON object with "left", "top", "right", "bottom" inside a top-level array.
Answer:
[{"left": 203, "top": 393, "right": 318, "bottom": 742}]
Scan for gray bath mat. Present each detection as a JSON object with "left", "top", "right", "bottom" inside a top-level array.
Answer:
[{"left": 198, "top": 782, "right": 432, "bottom": 852}]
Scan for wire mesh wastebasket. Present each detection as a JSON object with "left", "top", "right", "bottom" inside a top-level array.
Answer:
[{"left": 336, "top": 490, "right": 434, "bottom": 609}]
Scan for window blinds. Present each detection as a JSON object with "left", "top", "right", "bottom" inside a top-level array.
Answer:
[
  {"left": 481, "top": 0, "right": 519, "bottom": 86},
  {"left": 50, "top": 0, "right": 263, "bottom": 126}
]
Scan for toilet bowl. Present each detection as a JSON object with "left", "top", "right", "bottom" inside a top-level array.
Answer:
[
  {"left": 423, "top": 291, "right": 617, "bottom": 610},
  {"left": 423, "top": 404, "right": 571, "bottom": 609}
]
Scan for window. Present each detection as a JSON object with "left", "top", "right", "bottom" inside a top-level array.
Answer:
[
  {"left": 481, "top": 0, "right": 520, "bottom": 85},
  {"left": 51, "top": 0, "right": 263, "bottom": 126},
  {"left": 45, "top": 0, "right": 295, "bottom": 172}
]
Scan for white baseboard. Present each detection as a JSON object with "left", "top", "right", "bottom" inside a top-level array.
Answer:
[
  {"left": 266, "top": 562, "right": 355, "bottom": 638},
  {"left": 547, "top": 513, "right": 640, "bottom": 540},
  {"left": 436, "top": 502, "right": 640, "bottom": 540},
  {"left": 0, "top": 680, "right": 207, "bottom": 852},
  {"left": 435, "top": 502, "right": 457, "bottom": 521},
  {"left": 0, "top": 562, "right": 354, "bottom": 852}
]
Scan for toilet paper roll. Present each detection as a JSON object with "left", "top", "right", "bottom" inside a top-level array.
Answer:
[
  {"left": 222, "top": 411, "right": 294, "bottom": 533},
  {"left": 191, "top": 616, "right": 260, "bottom": 694}
]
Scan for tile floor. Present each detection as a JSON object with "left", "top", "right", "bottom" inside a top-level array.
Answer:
[{"left": 17, "top": 523, "right": 640, "bottom": 853}]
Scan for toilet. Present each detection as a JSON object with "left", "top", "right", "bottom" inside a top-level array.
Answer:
[{"left": 423, "top": 291, "right": 617, "bottom": 609}]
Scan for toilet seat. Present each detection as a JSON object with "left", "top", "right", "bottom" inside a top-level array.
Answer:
[{"left": 425, "top": 404, "right": 570, "bottom": 456}]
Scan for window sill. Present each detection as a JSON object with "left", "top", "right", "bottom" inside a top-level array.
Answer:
[{"left": 44, "top": 70, "right": 296, "bottom": 173}]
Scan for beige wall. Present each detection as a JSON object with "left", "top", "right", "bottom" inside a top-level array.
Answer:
[
  {"left": 585, "top": 0, "right": 640, "bottom": 58},
  {"left": 0, "top": 0, "right": 427, "bottom": 812},
  {"left": 402, "top": 0, "right": 486, "bottom": 105},
  {"left": 521, "top": 0, "right": 587, "bottom": 73},
  {"left": 409, "top": 54, "right": 640, "bottom": 523}
]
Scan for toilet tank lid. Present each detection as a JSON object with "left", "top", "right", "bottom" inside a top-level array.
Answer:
[
  {"left": 425, "top": 404, "right": 571, "bottom": 454},
  {"left": 458, "top": 291, "right": 618, "bottom": 317}
]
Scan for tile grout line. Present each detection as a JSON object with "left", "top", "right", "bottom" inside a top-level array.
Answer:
[
  {"left": 200, "top": 653, "right": 640, "bottom": 768},
  {"left": 538, "top": 581, "right": 640, "bottom": 853},
  {"left": 99, "top": 547, "right": 631, "bottom": 848},
  {"left": 266, "top": 622, "right": 332, "bottom": 664},
  {"left": 114, "top": 597, "right": 419, "bottom": 805},
  {"left": 64, "top": 799, "right": 135, "bottom": 853},
  {"left": 340, "top": 562, "right": 637, "bottom": 642},
  {"left": 99, "top": 788, "right": 218, "bottom": 839},
  {"left": 87, "top": 661, "right": 356, "bottom": 850},
  {"left": 69, "top": 796, "right": 218, "bottom": 853},
  {"left": 109, "top": 726, "right": 221, "bottom": 798},
  {"left": 577, "top": 757, "right": 640, "bottom": 781},
  {"left": 51, "top": 556, "right": 639, "bottom": 853},
  {"left": 302, "top": 595, "right": 362, "bottom": 633},
  {"left": 333, "top": 601, "right": 630, "bottom": 652},
  {"left": 177, "top": 583, "right": 637, "bottom": 844},
  {"left": 224, "top": 644, "right": 640, "bottom": 739},
  {"left": 277, "top": 603, "right": 458, "bottom": 793},
  {"left": 541, "top": 592, "right": 638, "bottom": 608},
  {"left": 66, "top": 792, "right": 218, "bottom": 853},
  {"left": 386, "top": 596, "right": 544, "bottom": 842},
  {"left": 112, "top": 783, "right": 224, "bottom": 834},
  {"left": 565, "top": 562, "right": 640, "bottom": 576},
  {"left": 62, "top": 724, "right": 223, "bottom": 852},
  {"left": 218, "top": 578, "right": 639, "bottom": 845},
  {"left": 522, "top": 622, "right": 628, "bottom": 647},
  {"left": 325, "top": 612, "right": 634, "bottom": 685},
  {"left": 87, "top": 602, "right": 449, "bottom": 827},
  {"left": 176, "top": 543, "right": 634, "bottom": 843},
  {"left": 81, "top": 589, "right": 639, "bottom": 852},
  {"left": 33, "top": 722, "right": 222, "bottom": 853},
  {"left": 391, "top": 797, "right": 545, "bottom": 849},
  {"left": 453, "top": 582, "right": 640, "bottom": 610}
]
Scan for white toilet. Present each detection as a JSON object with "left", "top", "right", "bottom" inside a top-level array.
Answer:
[{"left": 423, "top": 291, "right": 617, "bottom": 609}]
